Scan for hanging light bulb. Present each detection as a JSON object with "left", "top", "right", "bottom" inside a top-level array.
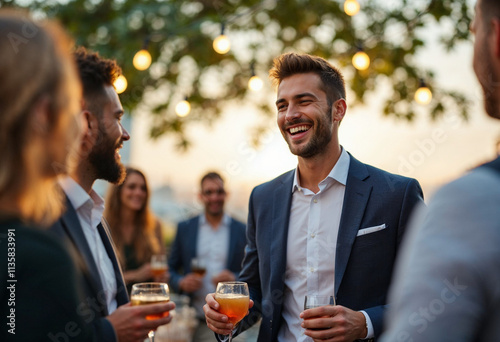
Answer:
[
  {"left": 175, "top": 98, "right": 191, "bottom": 117},
  {"left": 113, "top": 75, "right": 127, "bottom": 94},
  {"left": 352, "top": 50, "right": 370, "bottom": 71},
  {"left": 133, "top": 49, "right": 152, "bottom": 71},
  {"left": 133, "top": 38, "right": 152, "bottom": 71},
  {"left": 415, "top": 79, "right": 432, "bottom": 105},
  {"left": 248, "top": 63, "right": 263, "bottom": 91},
  {"left": 248, "top": 75, "right": 263, "bottom": 91},
  {"left": 344, "top": 0, "right": 360, "bottom": 16},
  {"left": 213, "top": 23, "right": 230, "bottom": 54}
]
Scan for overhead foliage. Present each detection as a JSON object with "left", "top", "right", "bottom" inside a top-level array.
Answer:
[{"left": 0, "top": 0, "right": 473, "bottom": 149}]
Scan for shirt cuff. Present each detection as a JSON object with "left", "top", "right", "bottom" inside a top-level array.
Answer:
[{"left": 360, "top": 311, "right": 374, "bottom": 339}]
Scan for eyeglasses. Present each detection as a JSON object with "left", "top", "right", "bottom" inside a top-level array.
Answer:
[{"left": 202, "top": 189, "right": 226, "bottom": 196}]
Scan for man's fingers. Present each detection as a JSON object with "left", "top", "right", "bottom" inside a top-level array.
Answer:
[
  {"left": 205, "top": 319, "right": 233, "bottom": 335},
  {"left": 301, "top": 305, "right": 338, "bottom": 319},
  {"left": 142, "top": 314, "right": 173, "bottom": 330},
  {"left": 203, "top": 303, "right": 228, "bottom": 322},
  {"left": 302, "top": 316, "right": 334, "bottom": 330},
  {"left": 202, "top": 300, "right": 234, "bottom": 335},
  {"left": 133, "top": 301, "right": 175, "bottom": 325},
  {"left": 205, "top": 293, "right": 220, "bottom": 310}
]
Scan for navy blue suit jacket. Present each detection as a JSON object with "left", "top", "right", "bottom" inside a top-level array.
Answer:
[
  {"left": 168, "top": 215, "right": 247, "bottom": 294},
  {"left": 50, "top": 197, "right": 129, "bottom": 342},
  {"left": 237, "top": 153, "right": 424, "bottom": 341}
]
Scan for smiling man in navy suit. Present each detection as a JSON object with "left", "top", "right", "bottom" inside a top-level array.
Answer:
[
  {"left": 204, "top": 53, "right": 424, "bottom": 342},
  {"left": 169, "top": 171, "right": 247, "bottom": 341}
]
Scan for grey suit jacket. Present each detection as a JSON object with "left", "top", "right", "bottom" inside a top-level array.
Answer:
[
  {"left": 50, "top": 197, "right": 129, "bottom": 342},
  {"left": 235, "top": 152, "right": 424, "bottom": 341},
  {"left": 382, "top": 156, "right": 500, "bottom": 341}
]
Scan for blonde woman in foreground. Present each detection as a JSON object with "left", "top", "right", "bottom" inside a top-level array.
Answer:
[{"left": 0, "top": 9, "right": 92, "bottom": 342}]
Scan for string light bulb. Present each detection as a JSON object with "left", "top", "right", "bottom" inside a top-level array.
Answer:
[
  {"left": 213, "top": 23, "right": 230, "bottom": 54},
  {"left": 352, "top": 50, "right": 370, "bottom": 71},
  {"left": 248, "top": 63, "right": 263, "bottom": 91},
  {"left": 133, "top": 49, "right": 152, "bottom": 71},
  {"left": 248, "top": 75, "right": 263, "bottom": 91},
  {"left": 175, "top": 97, "right": 191, "bottom": 117},
  {"left": 415, "top": 79, "right": 432, "bottom": 105},
  {"left": 113, "top": 75, "right": 127, "bottom": 94},
  {"left": 344, "top": 0, "right": 360, "bottom": 16}
]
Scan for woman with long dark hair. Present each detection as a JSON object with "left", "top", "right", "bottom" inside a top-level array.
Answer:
[{"left": 105, "top": 167, "right": 167, "bottom": 291}]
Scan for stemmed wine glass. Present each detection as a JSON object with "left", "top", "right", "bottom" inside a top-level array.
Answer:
[
  {"left": 130, "top": 282, "right": 170, "bottom": 342},
  {"left": 215, "top": 281, "right": 250, "bottom": 342}
]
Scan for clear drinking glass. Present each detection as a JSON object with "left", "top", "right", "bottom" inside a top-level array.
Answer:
[
  {"left": 130, "top": 282, "right": 170, "bottom": 342},
  {"left": 150, "top": 254, "right": 168, "bottom": 278},
  {"left": 304, "top": 295, "right": 335, "bottom": 310},
  {"left": 190, "top": 257, "right": 207, "bottom": 277},
  {"left": 215, "top": 281, "right": 250, "bottom": 342}
]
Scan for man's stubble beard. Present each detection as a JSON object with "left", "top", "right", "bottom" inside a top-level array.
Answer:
[{"left": 286, "top": 106, "right": 334, "bottom": 158}]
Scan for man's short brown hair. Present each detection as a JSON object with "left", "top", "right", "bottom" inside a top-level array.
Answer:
[{"left": 269, "top": 52, "right": 346, "bottom": 105}]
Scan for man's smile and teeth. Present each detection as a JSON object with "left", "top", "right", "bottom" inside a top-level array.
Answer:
[
  {"left": 287, "top": 124, "right": 311, "bottom": 140},
  {"left": 115, "top": 142, "right": 123, "bottom": 159}
]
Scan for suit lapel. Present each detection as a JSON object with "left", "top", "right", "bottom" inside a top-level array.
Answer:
[
  {"left": 227, "top": 218, "right": 236, "bottom": 268},
  {"left": 60, "top": 198, "right": 106, "bottom": 303},
  {"left": 335, "top": 155, "right": 372, "bottom": 296},
  {"left": 99, "top": 219, "right": 129, "bottom": 305},
  {"left": 191, "top": 216, "right": 200, "bottom": 262},
  {"left": 270, "top": 171, "right": 294, "bottom": 335}
]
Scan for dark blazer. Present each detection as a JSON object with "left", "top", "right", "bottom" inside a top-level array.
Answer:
[
  {"left": 50, "top": 197, "right": 129, "bottom": 342},
  {"left": 236, "top": 153, "right": 424, "bottom": 341},
  {"left": 0, "top": 219, "right": 92, "bottom": 341},
  {"left": 168, "top": 215, "right": 247, "bottom": 294}
]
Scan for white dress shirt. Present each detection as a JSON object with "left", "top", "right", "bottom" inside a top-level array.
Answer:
[
  {"left": 192, "top": 214, "right": 230, "bottom": 317},
  {"left": 277, "top": 148, "right": 373, "bottom": 341},
  {"left": 59, "top": 177, "right": 118, "bottom": 313}
]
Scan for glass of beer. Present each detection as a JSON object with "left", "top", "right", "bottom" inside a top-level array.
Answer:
[
  {"left": 131, "top": 282, "right": 170, "bottom": 342},
  {"left": 191, "top": 257, "right": 207, "bottom": 277},
  {"left": 215, "top": 281, "right": 250, "bottom": 342},
  {"left": 150, "top": 254, "right": 168, "bottom": 278}
]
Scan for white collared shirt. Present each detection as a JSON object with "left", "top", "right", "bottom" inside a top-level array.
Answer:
[
  {"left": 277, "top": 148, "right": 373, "bottom": 341},
  {"left": 192, "top": 214, "right": 230, "bottom": 317},
  {"left": 59, "top": 176, "right": 118, "bottom": 313}
]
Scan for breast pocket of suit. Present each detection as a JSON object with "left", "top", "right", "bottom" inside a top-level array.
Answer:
[
  {"left": 354, "top": 224, "right": 388, "bottom": 247},
  {"left": 356, "top": 223, "right": 386, "bottom": 237}
]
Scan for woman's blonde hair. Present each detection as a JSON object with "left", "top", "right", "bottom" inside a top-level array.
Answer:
[
  {"left": 104, "top": 167, "right": 160, "bottom": 268},
  {"left": 0, "top": 10, "right": 81, "bottom": 225}
]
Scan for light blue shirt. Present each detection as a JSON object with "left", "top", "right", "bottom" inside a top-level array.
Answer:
[{"left": 192, "top": 213, "right": 231, "bottom": 317}]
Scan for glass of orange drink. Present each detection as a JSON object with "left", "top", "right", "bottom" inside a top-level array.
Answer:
[
  {"left": 215, "top": 281, "right": 250, "bottom": 342},
  {"left": 130, "top": 282, "right": 170, "bottom": 341}
]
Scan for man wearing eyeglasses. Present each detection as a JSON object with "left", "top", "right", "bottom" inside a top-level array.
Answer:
[{"left": 168, "top": 171, "right": 247, "bottom": 341}]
